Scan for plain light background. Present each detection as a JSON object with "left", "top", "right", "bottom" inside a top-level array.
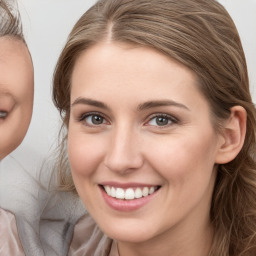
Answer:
[{"left": 10, "top": 0, "right": 256, "bottom": 173}]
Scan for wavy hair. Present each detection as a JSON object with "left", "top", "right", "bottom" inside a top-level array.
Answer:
[
  {"left": 52, "top": 0, "right": 256, "bottom": 255},
  {"left": 0, "top": 0, "right": 24, "bottom": 40}
]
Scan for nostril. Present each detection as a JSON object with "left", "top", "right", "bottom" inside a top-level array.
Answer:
[
  {"left": 104, "top": 133, "right": 144, "bottom": 174},
  {"left": 104, "top": 153, "right": 144, "bottom": 174}
]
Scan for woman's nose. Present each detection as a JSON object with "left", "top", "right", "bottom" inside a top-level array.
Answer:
[{"left": 104, "top": 128, "right": 144, "bottom": 175}]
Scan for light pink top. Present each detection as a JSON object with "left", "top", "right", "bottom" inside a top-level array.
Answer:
[
  {"left": 69, "top": 212, "right": 119, "bottom": 256},
  {"left": 0, "top": 208, "right": 25, "bottom": 255}
]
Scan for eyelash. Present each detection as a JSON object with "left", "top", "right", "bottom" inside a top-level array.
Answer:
[
  {"left": 78, "top": 112, "right": 109, "bottom": 127},
  {"left": 77, "top": 112, "right": 178, "bottom": 128},
  {"left": 146, "top": 113, "right": 178, "bottom": 128}
]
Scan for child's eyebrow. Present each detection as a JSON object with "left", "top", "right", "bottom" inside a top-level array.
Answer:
[{"left": 0, "top": 88, "right": 16, "bottom": 101}]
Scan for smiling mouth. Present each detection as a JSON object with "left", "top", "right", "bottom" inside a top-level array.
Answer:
[{"left": 101, "top": 185, "right": 161, "bottom": 200}]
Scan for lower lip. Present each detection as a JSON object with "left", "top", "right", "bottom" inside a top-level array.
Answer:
[{"left": 100, "top": 187, "right": 159, "bottom": 212}]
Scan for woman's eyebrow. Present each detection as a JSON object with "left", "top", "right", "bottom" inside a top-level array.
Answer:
[
  {"left": 71, "top": 98, "right": 190, "bottom": 111},
  {"left": 71, "top": 97, "right": 110, "bottom": 110},
  {"left": 137, "top": 100, "right": 190, "bottom": 111}
]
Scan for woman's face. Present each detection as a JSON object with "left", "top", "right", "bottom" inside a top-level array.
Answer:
[
  {"left": 0, "top": 37, "right": 34, "bottom": 160},
  {"left": 68, "top": 42, "right": 224, "bottom": 246}
]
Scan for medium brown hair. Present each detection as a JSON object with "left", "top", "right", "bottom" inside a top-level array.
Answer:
[{"left": 53, "top": 0, "right": 256, "bottom": 255}]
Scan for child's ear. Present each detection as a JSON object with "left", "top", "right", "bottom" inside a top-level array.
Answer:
[{"left": 215, "top": 106, "right": 247, "bottom": 164}]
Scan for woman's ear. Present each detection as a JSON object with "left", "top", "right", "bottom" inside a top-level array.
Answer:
[{"left": 215, "top": 106, "right": 247, "bottom": 164}]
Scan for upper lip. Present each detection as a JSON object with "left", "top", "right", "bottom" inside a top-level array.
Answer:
[{"left": 99, "top": 182, "right": 160, "bottom": 188}]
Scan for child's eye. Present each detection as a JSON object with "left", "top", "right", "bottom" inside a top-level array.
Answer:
[
  {"left": 79, "top": 113, "right": 108, "bottom": 126},
  {"left": 147, "top": 114, "right": 177, "bottom": 127},
  {"left": 0, "top": 111, "right": 7, "bottom": 118}
]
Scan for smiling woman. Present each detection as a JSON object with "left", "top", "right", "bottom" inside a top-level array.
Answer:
[{"left": 52, "top": 0, "right": 256, "bottom": 255}]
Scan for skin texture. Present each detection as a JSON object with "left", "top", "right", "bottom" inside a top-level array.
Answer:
[
  {"left": 68, "top": 42, "right": 245, "bottom": 256},
  {"left": 0, "top": 37, "right": 34, "bottom": 160}
]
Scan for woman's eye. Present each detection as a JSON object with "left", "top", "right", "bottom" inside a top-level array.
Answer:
[
  {"left": 147, "top": 115, "right": 176, "bottom": 127},
  {"left": 81, "top": 113, "right": 108, "bottom": 126}
]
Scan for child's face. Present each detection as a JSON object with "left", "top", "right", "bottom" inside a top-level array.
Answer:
[{"left": 0, "top": 37, "right": 34, "bottom": 160}]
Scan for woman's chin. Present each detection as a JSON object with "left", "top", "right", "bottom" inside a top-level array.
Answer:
[{"left": 100, "top": 224, "right": 156, "bottom": 244}]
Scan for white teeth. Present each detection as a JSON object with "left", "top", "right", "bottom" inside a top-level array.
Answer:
[
  {"left": 111, "top": 187, "right": 116, "bottom": 197},
  {"left": 116, "top": 188, "right": 125, "bottom": 199},
  {"left": 125, "top": 188, "right": 135, "bottom": 200},
  {"left": 105, "top": 186, "right": 111, "bottom": 196},
  {"left": 142, "top": 187, "right": 149, "bottom": 197},
  {"left": 149, "top": 187, "right": 155, "bottom": 194},
  {"left": 103, "top": 186, "right": 158, "bottom": 200},
  {"left": 135, "top": 188, "right": 142, "bottom": 199}
]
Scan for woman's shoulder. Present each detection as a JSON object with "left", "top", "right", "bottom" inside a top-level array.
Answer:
[
  {"left": 69, "top": 211, "right": 113, "bottom": 256},
  {"left": 0, "top": 208, "right": 25, "bottom": 256}
]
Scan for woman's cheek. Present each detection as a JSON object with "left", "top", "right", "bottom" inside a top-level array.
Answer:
[
  {"left": 68, "top": 138, "right": 88, "bottom": 176},
  {"left": 146, "top": 137, "right": 190, "bottom": 171},
  {"left": 68, "top": 133, "right": 104, "bottom": 177}
]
